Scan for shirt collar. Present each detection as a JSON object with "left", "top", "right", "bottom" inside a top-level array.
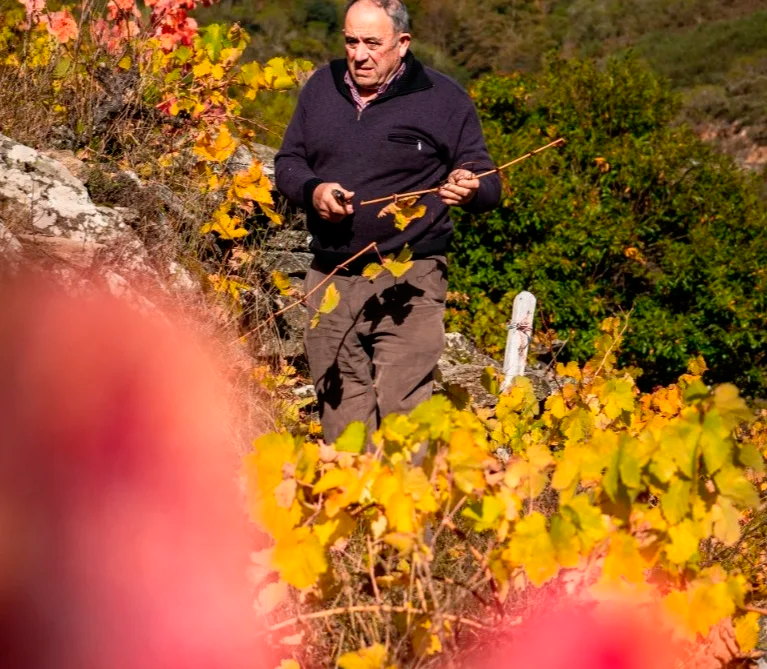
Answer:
[{"left": 343, "top": 60, "right": 407, "bottom": 112}]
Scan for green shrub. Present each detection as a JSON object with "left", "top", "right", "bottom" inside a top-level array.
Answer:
[{"left": 448, "top": 55, "right": 767, "bottom": 395}]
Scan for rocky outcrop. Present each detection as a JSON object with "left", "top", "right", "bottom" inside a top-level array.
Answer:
[
  {"left": 0, "top": 132, "right": 196, "bottom": 302},
  {"left": 697, "top": 121, "right": 767, "bottom": 174}
]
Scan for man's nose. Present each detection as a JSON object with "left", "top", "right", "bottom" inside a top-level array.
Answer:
[{"left": 353, "top": 43, "right": 369, "bottom": 62}]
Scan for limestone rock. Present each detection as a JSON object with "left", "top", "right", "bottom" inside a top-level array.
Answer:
[
  {"left": 0, "top": 133, "right": 204, "bottom": 302},
  {"left": 257, "top": 251, "right": 313, "bottom": 276},
  {"left": 0, "top": 133, "right": 154, "bottom": 275}
]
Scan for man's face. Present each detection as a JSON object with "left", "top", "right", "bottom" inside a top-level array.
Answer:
[{"left": 344, "top": 1, "right": 410, "bottom": 92}]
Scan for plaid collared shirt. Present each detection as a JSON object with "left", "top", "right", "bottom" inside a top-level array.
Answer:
[{"left": 344, "top": 61, "right": 407, "bottom": 113}]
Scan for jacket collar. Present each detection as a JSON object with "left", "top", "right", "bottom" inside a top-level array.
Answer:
[{"left": 330, "top": 50, "right": 433, "bottom": 108}]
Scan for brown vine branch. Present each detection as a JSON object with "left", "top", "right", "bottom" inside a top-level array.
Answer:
[
  {"left": 243, "top": 241, "right": 380, "bottom": 338},
  {"left": 267, "top": 604, "right": 490, "bottom": 634},
  {"left": 745, "top": 605, "right": 767, "bottom": 616},
  {"left": 359, "top": 138, "right": 566, "bottom": 207}
]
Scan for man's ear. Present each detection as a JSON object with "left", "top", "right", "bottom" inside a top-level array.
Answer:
[{"left": 397, "top": 32, "right": 411, "bottom": 58}]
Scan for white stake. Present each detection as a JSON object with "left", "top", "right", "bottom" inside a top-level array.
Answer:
[{"left": 502, "top": 291, "right": 537, "bottom": 392}]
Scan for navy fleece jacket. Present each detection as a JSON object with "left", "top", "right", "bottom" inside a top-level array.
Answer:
[{"left": 275, "top": 52, "right": 501, "bottom": 265}]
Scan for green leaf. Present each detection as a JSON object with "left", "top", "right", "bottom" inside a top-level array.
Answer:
[
  {"left": 198, "top": 23, "right": 227, "bottom": 61},
  {"left": 335, "top": 421, "right": 367, "bottom": 453},
  {"left": 550, "top": 513, "right": 580, "bottom": 567},
  {"left": 602, "top": 449, "right": 620, "bottom": 502},
  {"left": 563, "top": 494, "right": 607, "bottom": 553},
  {"left": 409, "top": 395, "right": 453, "bottom": 441},
  {"left": 53, "top": 56, "right": 72, "bottom": 79},
  {"left": 700, "top": 409, "right": 731, "bottom": 475},
  {"left": 714, "top": 466, "right": 759, "bottom": 508},
  {"left": 174, "top": 46, "right": 193, "bottom": 64},
  {"left": 601, "top": 378, "right": 635, "bottom": 419},
  {"left": 619, "top": 446, "right": 641, "bottom": 490},
  {"left": 683, "top": 379, "right": 709, "bottom": 403},
  {"left": 736, "top": 442, "right": 765, "bottom": 473},
  {"left": 660, "top": 478, "right": 692, "bottom": 525},
  {"left": 462, "top": 495, "right": 505, "bottom": 533},
  {"left": 481, "top": 366, "right": 501, "bottom": 396},
  {"left": 713, "top": 383, "right": 752, "bottom": 430},
  {"left": 664, "top": 418, "right": 700, "bottom": 479}
]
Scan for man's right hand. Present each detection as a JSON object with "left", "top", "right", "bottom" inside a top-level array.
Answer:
[{"left": 313, "top": 183, "right": 355, "bottom": 222}]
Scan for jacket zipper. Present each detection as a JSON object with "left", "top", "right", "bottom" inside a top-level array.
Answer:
[{"left": 354, "top": 81, "right": 433, "bottom": 122}]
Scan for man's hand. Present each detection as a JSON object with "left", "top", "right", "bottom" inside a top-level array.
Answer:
[
  {"left": 439, "top": 169, "right": 479, "bottom": 207},
  {"left": 313, "top": 183, "right": 355, "bottom": 222}
]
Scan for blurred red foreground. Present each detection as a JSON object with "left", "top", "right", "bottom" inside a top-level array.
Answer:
[
  {"left": 472, "top": 599, "right": 682, "bottom": 669},
  {"left": 0, "top": 280, "right": 268, "bottom": 668}
]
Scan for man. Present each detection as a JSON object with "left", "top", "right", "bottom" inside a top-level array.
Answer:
[{"left": 275, "top": 0, "right": 501, "bottom": 443}]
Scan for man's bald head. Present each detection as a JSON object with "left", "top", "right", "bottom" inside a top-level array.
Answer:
[{"left": 345, "top": 0, "right": 410, "bottom": 34}]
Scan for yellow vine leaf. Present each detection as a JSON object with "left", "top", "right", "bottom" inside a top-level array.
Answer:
[
  {"left": 556, "top": 360, "right": 582, "bottom": 381},
  {"left": 734, "top": 612, "right": 761, "bottom": 652},
  {"left": 596, "top": 377, "right": 635, "bottom": 420},
  {"left": 310, "top": 283, "right": 341, "bottom": 329},
  {"left": 272, "top": 270, "right": 292, "bottom": 295},
  {"left": 338, "top": 644, "right": 388, "bottom": 669},
  {"left": 314, "top": 510, "right": 355, "bottom": 548},
  {"left": 194, "top": 125, "right": 237, "bottom": 162},
  {"left": 412, "top": 619, "right": 443, "bottom": 657},
  {"left": 447, "top": 429, "right": 491, "bottom": 494},
  {"left": 665, "top": 519, "right": 702, "bottom": 565},
  {"left": 273, "top": 526, "right": 328, "bottom": 589},
  {"left": 688, "top": 580, "right": 736, "bottom": 637},
  {"left": 711, "top": 497, "right": 741, "bottom": 546},
  {"left": 231, "top": 161, "right": 274, "bottom": 205},
  {"left": 384, "top": 246, "right": 414, "bottom": 278},
  {"left": 601, "top": 532, "right": 646, "bottom": 583},
  {"left": 462, "top": 495, "right": 505, "bottom": 533},
  {"left": 378, "top": 196, "right": 427, "bottom": 231},
  {"left": 334, "top": 421, "right": 367, "bottom": 453},
  {"left": 506, "top": 512, "right": 558, "bottom": 586},
  {"left": 277, "top": 661, "right": 300, "bottom": 669},
  {"left": 313, "top": 467, "right": 366, "bottom": 518},
  {"left": 264, "top": 56, "right": 296, "bottom": 90},
  {"left": 713, "top": 384, "right": 752, "bottom": 430},
  {"left": 201, "top": 206, "right": 249, "bottom": 239},
  {"left": 362, "top": 261, "right": 384, "bottom": 280}
]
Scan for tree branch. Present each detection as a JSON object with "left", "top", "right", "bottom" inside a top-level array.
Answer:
[
  {"left": 268, "top": 604, "right": 490, "bottom": 633},
  {"left": 360, "top": 138, "right": 566, "bottom": 207}
]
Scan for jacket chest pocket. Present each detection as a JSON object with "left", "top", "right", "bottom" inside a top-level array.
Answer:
[{"left": 387, "top": 133, "right": 427, "bottom": 152}]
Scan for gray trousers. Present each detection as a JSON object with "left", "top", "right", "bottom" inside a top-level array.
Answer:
[{"left": 304, "top": 256, "right": 447, "bottom": 444}]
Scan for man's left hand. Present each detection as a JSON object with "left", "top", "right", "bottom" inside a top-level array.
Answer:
[{"left": 439, "top": 168, "right": 479, "bottom": 206}]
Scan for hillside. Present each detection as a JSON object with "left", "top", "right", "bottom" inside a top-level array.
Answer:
[{"left": 195, "top": 0, "right": 767, "bottom": 171}]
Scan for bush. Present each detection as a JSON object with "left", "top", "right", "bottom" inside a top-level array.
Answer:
[
  {"left": 246, "top": 318, "right": 767, "bottom": 667},
  {"left": 447, "top": 55, "right": 767, "bottom": 396}
]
